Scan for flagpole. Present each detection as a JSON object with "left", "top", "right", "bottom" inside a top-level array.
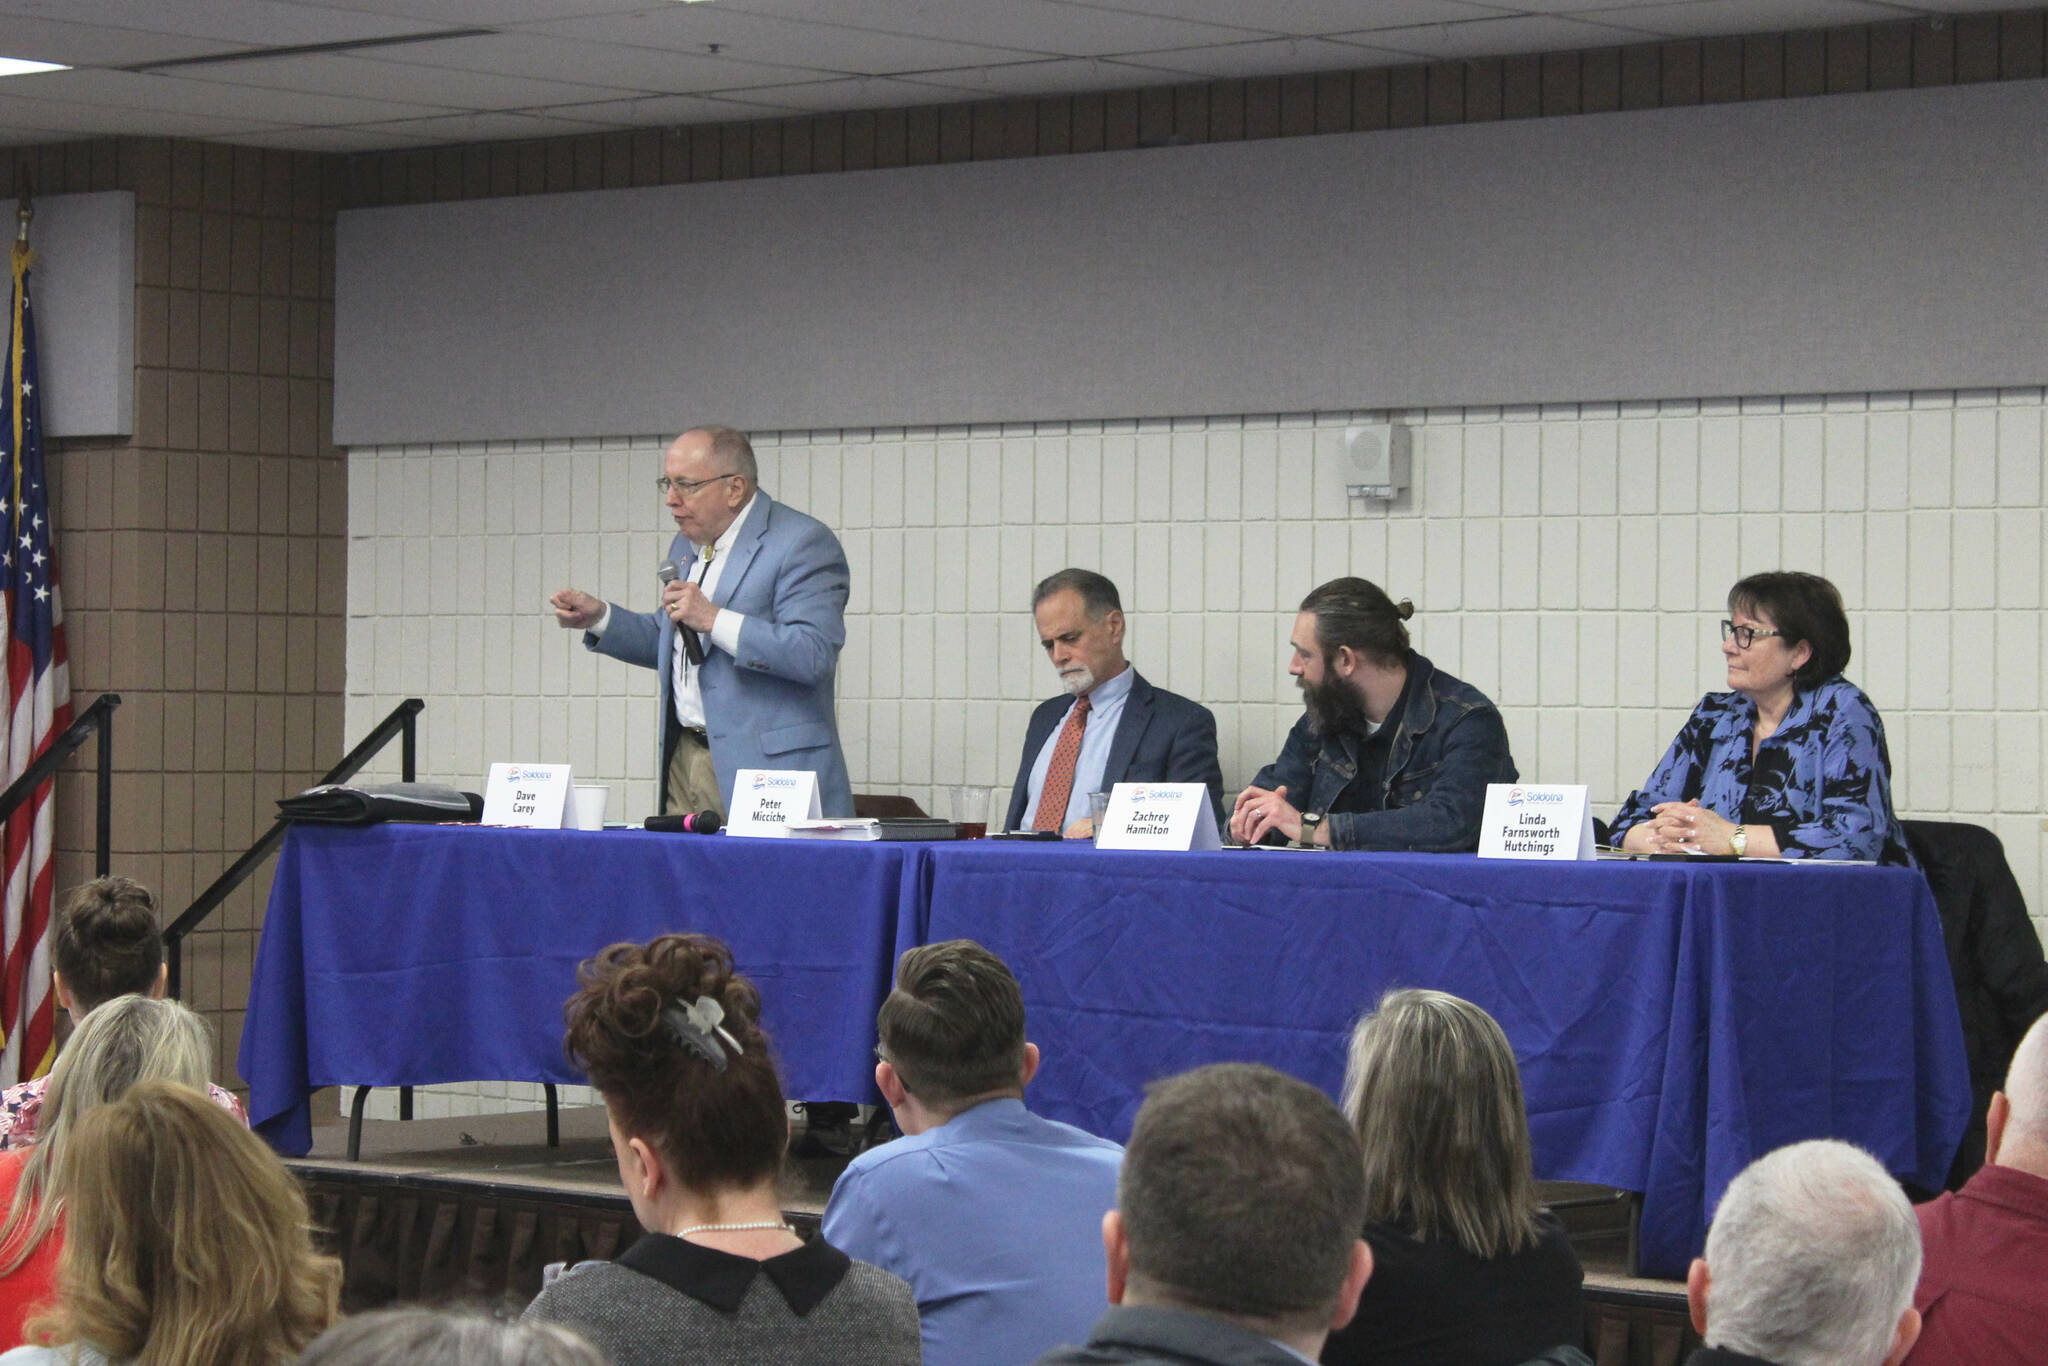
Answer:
[{"left": 11, "top": 184, "right": 29, "bottom": 532}]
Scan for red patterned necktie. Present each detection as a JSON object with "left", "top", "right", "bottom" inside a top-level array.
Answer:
[{"left": 1032, "top": 693, "right": 1092, "bottom": 833}]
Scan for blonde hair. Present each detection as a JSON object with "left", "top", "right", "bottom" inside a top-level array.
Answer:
[
  {"left": 28, "top": 1080, "right": 340, "bottom": 1365},
  {"left": 1341, "top": 988, "right": 1543, "bottom": 1259},
  {"left": 0, "top": 995, "right": 212, "bottom": 1275}
]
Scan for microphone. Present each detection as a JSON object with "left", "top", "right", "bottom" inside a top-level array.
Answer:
[
  {"left": 660, "top": 559, "right": 705, "bottom": 666},
  {"left": 644, "top": 810, "right": 722, "bottom": 834}
]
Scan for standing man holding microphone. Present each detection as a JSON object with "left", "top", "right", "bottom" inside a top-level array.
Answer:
[{"left": 551, "top": 425, "right": 854, "bottom": 818}]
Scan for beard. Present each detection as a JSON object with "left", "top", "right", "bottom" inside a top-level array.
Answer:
[
  {"left": 1300, "top": 667, "right": 1370, "bottom": 738},
  {"left": 1057, "top": 665, "right": 1096, "bottom": 697}
]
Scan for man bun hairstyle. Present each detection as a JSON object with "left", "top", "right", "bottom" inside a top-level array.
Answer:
[
  {"left": 1728, "top": 571, "right": 1851, "bottom": 689},
  {"left": 876, "top": 939, "right": 1028, "bottom": 1105},
  {"left": 1300, "top": 577, "right": 1415, "bottom": 669},
  {"left": 52, "top": 877, "right": 164, "bottom": 1015},
  {"left": 563, "top": 933, "right": 786, "bottom": 1189},
  {"left": 1032, "top": 568, "right": 1121, "bottom": 619},
  {"left": 1119, "top": 1063, "right": 1365, "bottom": 1333}
]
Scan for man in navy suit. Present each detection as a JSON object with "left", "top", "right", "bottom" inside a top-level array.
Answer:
[
  {"left": 551, "top": 426, "right": 853, "bottom": 817},
  {"left": 1003, "top": 569, "right": 1223, "bottom": 836}
]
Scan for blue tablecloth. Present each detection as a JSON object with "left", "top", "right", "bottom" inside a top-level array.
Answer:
[
  {"left": 243, "top": 826, "right": 1969, "bottom": 1280},
  {"left": 918, "top": 842, "right": 1970, "bottom": 1279},
  {"left": 241, "top": 824, "right": 924, "bottom": 1156}
]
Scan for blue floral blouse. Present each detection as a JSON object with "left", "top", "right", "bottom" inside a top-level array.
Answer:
[{"left": 1611, "top": 676, "right": 1914, "bottom": 865}]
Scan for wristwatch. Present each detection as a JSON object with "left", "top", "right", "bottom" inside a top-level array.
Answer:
[
  {"left": 1298, "top": 812, "right": 1325, "bottom": 848},
  {"left": 1729, "top": 824, "right": 1748, "bottom": 857}
]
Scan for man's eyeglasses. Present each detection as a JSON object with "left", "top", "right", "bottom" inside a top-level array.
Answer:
[
  {"left": 656, "top": 472, "right": 739, "bottom": 497},
  {"left": 1720, "top": 620, "right": 1785, "bottom": 649}
]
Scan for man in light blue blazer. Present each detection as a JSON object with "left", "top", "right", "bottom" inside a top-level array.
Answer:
[{"left": 551, "top": 426, "right": 854, "bottom": 817}]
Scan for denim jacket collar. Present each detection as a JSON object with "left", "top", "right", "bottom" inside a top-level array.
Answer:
[{"left": 1316, "top": 653, "right": 1438, "bottom": 800}]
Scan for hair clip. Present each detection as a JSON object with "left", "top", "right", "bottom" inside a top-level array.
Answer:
[{"left": 663, "top": 995, "right": 744, "bottom": 1072}]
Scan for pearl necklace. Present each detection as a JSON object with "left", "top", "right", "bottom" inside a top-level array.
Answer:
[{"left": 677, "top": 1220, "right": 794, "bottom": 1238}]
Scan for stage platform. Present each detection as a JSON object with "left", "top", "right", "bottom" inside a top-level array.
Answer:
[{"left": 288, "top": 1103, "right": 1699, "bottom": 1366}]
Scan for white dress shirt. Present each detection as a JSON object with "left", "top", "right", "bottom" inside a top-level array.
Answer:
[{"left": 588, "top": 494, "right": 757, "bottom": 731}]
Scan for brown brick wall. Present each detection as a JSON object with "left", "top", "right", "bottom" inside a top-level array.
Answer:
[{"left": 2, "top": 142, "right": 343, "bottom": 1088}]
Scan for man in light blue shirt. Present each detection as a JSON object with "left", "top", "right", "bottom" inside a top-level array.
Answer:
[{"left": 822, "top": 940, "right": 1123, "bottom": 1366}]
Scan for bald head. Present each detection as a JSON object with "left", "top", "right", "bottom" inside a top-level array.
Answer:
[{"left": 1990, "top": 1013, "right": 2048, "bottom": 1173}]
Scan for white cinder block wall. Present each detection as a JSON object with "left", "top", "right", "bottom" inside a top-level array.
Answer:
[{"left": 346, "top": 387, "right": 2048, "bottom": 1119}]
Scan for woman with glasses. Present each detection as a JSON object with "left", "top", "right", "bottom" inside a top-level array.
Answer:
[{"left": 1611, "top": 571, "right": 1912, "bottom": 864}]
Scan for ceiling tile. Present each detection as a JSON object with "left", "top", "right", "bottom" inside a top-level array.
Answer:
[
  {"left": 345, "top": 107, "right": 628, "bottom": 141},
  {"left": 1584, "top": 0, "right": 1904, "bottom": 37},
  {"left": 223, "top": 123, "right": 445, "bottom": 151},
  {"left": 7, "top": 67, "right": 449, "bottom": 123},
  {"left": 0, "top": 15, "right": 252, "bottom": 67},
  {"left": 366, "top": 31, "right": 816, "bottom": 93},
  {"left": 894, "top": 55, "right": 1223, "bottom": 98},
  {"left": 0, "top": 87, "right": 282, "bottom": 137},
  {"left": 718, "top": 0, "right": 1265, "bottom": 58},
  {"left": 580, "top": 78, "right": 923, "bottom": 115},
  {"left": 0, "top": 0, "right": 447, "bottom": 48},
  {"left": 1065, "top": 0, "right": 1503, "bottom": 38},
  {"left": 530, "top": 89, "right": 797, "bottom": 121},
  {"left": 263, "top": 0, "right": 658, "bottom": 22},
  {"left": 1116, "top": 36, "right": 1417, "bottom": 78},
  {"left": 513, "top": 6, "right": 1047, "bottom": 75},
  {"left": 170, "top": 52, "right": 613, "bottom": 110},
  {"left": 1344, "top": 13, "right": 1660, "bottom": 58}
]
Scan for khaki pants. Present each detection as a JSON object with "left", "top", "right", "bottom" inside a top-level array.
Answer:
[{"left": 664, "top": 728, "right": 724, "bottom": 817}]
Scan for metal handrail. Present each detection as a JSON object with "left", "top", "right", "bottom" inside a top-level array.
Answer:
[
  {"left": 0, "top": 693, "right": 119, "bottom": 877},
  {"left": 166, "top": 697, "right": 422, "bottom": 998}
]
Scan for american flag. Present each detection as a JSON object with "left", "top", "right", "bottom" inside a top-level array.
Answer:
[{"left": 0, "top": 225, "right": 71, "bottom": 1086}]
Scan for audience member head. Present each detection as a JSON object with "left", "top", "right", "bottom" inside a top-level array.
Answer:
[
  {"left": 32, "top": 1080, "right": 339, "bottom": 1366},
  {"left": 1727, "top": 571, "right": 1851, "bottom": 689},
  {"left": 1986, "top": 1010, "right": 2048, "bottom": 1175},
  {"left": 0, "top": 995, "right": 213, "bottom": 1276},
  {"left": 1031, "top": 569, "right": 1127, "bottom": 698},
  {"left": 297, "top": 1308, "right": 605, "bottom": 1366},
  {"left": 875, "top": 939, "right": 1036, "bottom": 1128},
  {"left": 563, "top": 933, "right": 786, "bottom": 1206},
  {"left": 1109, "top": 1063, "right": 1370, "bottom": 1353},
  {"left": 1689, "top": 1139, "right": 1921, "bottom": 1366},
  {"left": 51, "top": 876, "right": 165, "bottom": 1019},
  {"left": 1341, "top": 988, "right": 1542, "bottom": 1260},
  {"left": 1299, "top": 578, "right": 1415, "bottom": 671}
]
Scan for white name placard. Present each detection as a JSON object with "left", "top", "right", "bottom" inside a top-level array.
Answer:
[
  {"left": 727, "top": 768, "right": 821, "bottom": 837},
  {"left": 1095, "top": 783, "right": 1223, "bottom": 852},
  {"left": 1478, "top": 784, "right": 1596, "bottom": 861},
  {"left": 482, "top": 762, "right": 574, "bottom": 829}
]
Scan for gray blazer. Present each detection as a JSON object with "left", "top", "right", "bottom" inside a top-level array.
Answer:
[{"left": 586, "top": 492, "right": 854, "bottom": 816}]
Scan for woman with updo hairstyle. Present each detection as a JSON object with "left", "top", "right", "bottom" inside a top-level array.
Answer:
[
  {"left": 1320, "top": 989, "right": 1583, "bottom": 1366},
  {"left": 1233, "top": 577, "right": 1517, "bottom": 852},
  {"left": 1611, "top": 570, "right": 1911, "bottom": 863},
  {"left": 522, "top": 933, "right": 918, "bottom": 1366}
]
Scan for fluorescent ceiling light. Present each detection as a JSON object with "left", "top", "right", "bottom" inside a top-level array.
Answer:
[{"left": 0, "top": 58, "right": 68, "bottom": 78}]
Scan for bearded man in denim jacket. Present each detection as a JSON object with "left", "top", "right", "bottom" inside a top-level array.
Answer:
[{"left": 1231, "top": 577, "right": 1516, "bottom": 852}]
